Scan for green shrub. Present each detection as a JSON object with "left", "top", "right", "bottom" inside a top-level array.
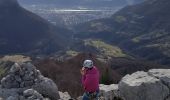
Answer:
[{"left": 100, "top": 67, "right": 113, "bottom": 85}]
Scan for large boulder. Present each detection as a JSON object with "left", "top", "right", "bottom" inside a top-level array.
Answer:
[
  {"left": 59, "top": 91, "right": 71, "bottom": 100},
  {"left": 148, "top": 69, "right": 170, "bottom": 88},
  {"left": 119, "top": 71, "right": 170, "bottom": 100},
  {"left": 78, "top": 69, "right": 170, "bottom": 100},
  {"left": 22, "top": 89, "right": 44, "bottom": 100},
  {"left": 0, "top": 62, "right": 60, "bottom": 100},
  {"left": 99, "top": 84, "right": 119, "bottom": 100},
  {"left": 5, "top": 89, "right": 44, "bottom": 100},
  {"left": 33, "top": 77, "right": 60, "bottom": 100}
]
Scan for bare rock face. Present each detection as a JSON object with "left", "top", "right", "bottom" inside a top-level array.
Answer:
[
  {"left": 148, "top": 69, "right": 170, "bottom": 88},
  {"left": 0, "top": 62, "right": 60, "bottom": 100},
  {"left": 99, "top": 69, "right": 170, "bottom": 100},
  {"left": 59, "top": 91, "right": 71, "bottom": 100},
  {"left": 119, "top": 71, "right": 170, "bottom": 100},
  {"left": 99, "top": 84, "right": 120, "bottom": 100},
  {"left": 33, "top": 77, "right": 60, "bottom": 100},
  {"left": 22, "top": 89, "right": 44, "bottom": 100}
]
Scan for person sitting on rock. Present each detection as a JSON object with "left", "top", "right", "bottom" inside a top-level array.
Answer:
[{"left": 80, "top": 60, "right": 100, "bottom": 100}]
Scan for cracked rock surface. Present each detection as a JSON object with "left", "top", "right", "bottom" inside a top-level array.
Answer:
[
  {"left": 99, "top": 84, "right": 119, "bottom": 100},
  {"left": 119, "top": 69, "right": 170, "bottom": 100}
]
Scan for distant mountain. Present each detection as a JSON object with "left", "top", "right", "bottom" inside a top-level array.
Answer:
[
  {"left": 0, "top": 0, "right": 71, "bottom": 54},
  {"left": 74, "top": 0, "right": 170, "bottom": 65},
  {"left": 18, "top": 0, "right": 144, "bottom": 7}
]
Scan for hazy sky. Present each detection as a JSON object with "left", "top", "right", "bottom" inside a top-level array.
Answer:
[
  {"left": 18, "top": 0, "right": 133, "bottom": 5},
  {"left": 18, "top": 0, "right": 143, "bottom": 8}
]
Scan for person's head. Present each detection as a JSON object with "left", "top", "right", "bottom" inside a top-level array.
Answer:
[{"left": 83, "top": 60, "right": 93, "bottom": 69}]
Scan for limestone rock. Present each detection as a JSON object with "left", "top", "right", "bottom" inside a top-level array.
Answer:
[
  {"left": 1, "top": 62, "right": 39, "bottom": 88},
  {"left": 148, "top": 69, "right": 170, "bottom": 88},
  {"left": 6, "top": 96, "right": 18, "bottom": 100},
  {"left": 33, "top": 78, "right": 60, "bottom": 100},
  {"left": 59, "top": 91, "right": 71, "bottom": 100},
  {"left": 119, "top": 71, "right": 169, "bottom": 100},
  {"left": 77, "top": 96, "right": 82, "bottom": 100},
  {"left": 23, "top": 89, "right": 44, "bottom": 100},
  {"left": 3, "top": 88, "right": 50, "bottom": 100},
  {"left": 99, "top": 84, "right": 119, "bottom": 100},
  {"left": 0, "top": 62, "right": 60, "bottom": 100},
  {"left": 77, "top": 69, "right": 170, "bottom": 100},
  {"left": 0, "top": 88, "right": 24, "bottom": 99}
]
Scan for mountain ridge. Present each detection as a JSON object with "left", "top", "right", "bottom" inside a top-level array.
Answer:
[
  {"left": 0, "top": 0, "right": 71, "bottom": 55},
  {"left": 74, "top": 0, "right": 170, "bottom": 65}
]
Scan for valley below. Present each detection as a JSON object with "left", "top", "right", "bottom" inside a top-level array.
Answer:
[
  {"left": 20, "top": 4, "right": 121, "bottom": 28},
  {"left": 0, "top": 0, "right": 170, "bottom": 99}
]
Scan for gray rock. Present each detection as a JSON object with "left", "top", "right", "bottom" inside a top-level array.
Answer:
[
  {"left": 10, "top": 80, "right": 20, "bottom": 88},
  {"left": 0, "top": 62, "right": 60, "bottom": 100},
  {"left": 1, "top": 62, "right": 40, "bottom": 88},
  {"left": 21, "top": 63, "right": 34, "bottom": 72},
  {"left": 20, "top": 82, "right": 25, "bottom": 88},
  {"left": 119, "top": 71, "right": 169, "bottom": 100},
  {"left": 0, "top": 97, "right": 4, "bottom": 100},
  {"left": 6, "top": 96, "right": 19, "bottom": 100},
  {"left": 14, "top": 75, "right": 22, "bottom": 82},
  {"left": 148, "top": 69, "right": 170, "bottom": 88},
  {"left": 1, "top": 77, "right": 8, "bottom": 88},
  {"left": 23, "top": 89, "right": 44, "bottom": 100},
  {"left": 19, "top": 96, "right": 25, "bottom": 100},
  {"left": 76, "top": 96, "right": 82, "bottom": 100},
  {"left": 1, "top": 76, "right": 19, "bottom": 89},
  {"left": 24, "top": 80, "right": 34, "bottom": 87},
  {"left": 36, "top": 75, "right": 44, "bottom": 83},
  {"left": 22, "top": 74, "right": 33, "bottom": 81},
  {"left": 0, "top": 88, "right": 25, "bottom": 99},
  {"left": 59, "top": 91, "right": 71, "bottom": 100},
  {"left": 33, "top": 78, "right": 60, "bottom": 100},
  {"left": 23, "top": 89, "right": 36, "bottom": 97},
  {"left": 9, "top": 63, "right": 21, "bottom": 74},
  {"left": 99, "top": 84, "right": 119, "bottom": 100}
]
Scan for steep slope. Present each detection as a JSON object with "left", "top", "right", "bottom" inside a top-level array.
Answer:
[
  {"left": 74, "top": 0, "right": 170, "bottom": 65},
  {"left": 0, "top": 0, "right": 71, "bottom": 54}
]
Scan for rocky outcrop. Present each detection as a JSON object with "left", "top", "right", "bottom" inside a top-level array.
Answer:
[
  {"left": 59, "top": 91, "right": 71, "bottom": 100},
  {"left": 1, "top": 62, "right": 170, "bottom": 100},
  {"left": 5, "top": 89, "right": 50, "bottom": 100},
  {"left": 119, "top": 71, "right": 169, "bottom": 100},
  {"left": 99, "top": 69, "right": 170, "bottom": 100},
  {"left": 99, "top": 84, "right": 119, "bottom": 100},
  {"left": 0, "top": 62, "right": 60, "bottom": 100},
  {"left": 148, "top": 69, "right": 170, "bottom": 88}
]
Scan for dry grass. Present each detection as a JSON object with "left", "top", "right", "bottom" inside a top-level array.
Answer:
[{"left": 0, "top": 55, "right": 31, "bottom": 63}]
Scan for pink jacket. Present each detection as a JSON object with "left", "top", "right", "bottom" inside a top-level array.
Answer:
[{"left": 82, "top": 66, "right": 99, "bottom": 92}]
